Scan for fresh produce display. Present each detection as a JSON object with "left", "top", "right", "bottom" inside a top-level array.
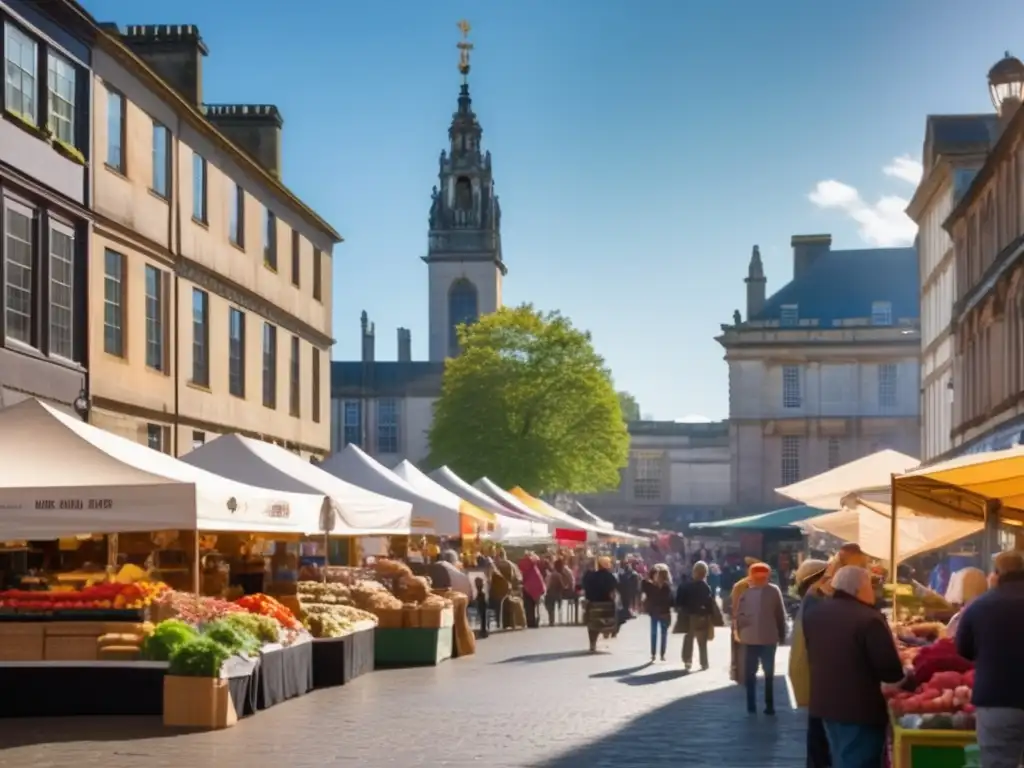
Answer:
[
  {"left": 0, "top": 581, "right": 169, "bottom": 613},
  {"left": 142, "top": 619, "right": 199, "bottom": 661},
  {"left": 168, "top": 636, "right": 231, "bottom": 678},
  {"left": 155, "top": 591, "right": 244, "bottom": 624},
  {"left": 222, "top": 612, "right": 281, "bottom": 645},
  {"left": 886, "top": 635, "right": 977, "bottom": 731},
  {"left": 910, "top": 638, "right": 973, "bottom": 684},
  {"left": 297, "top": 581, "right": 379, "bottom": 638},
  {"left": 203, "top": 619, "right": 260, "bottom": 656},
  {"left": 234, "top": 593, "right": 301, "bottom": 630}
]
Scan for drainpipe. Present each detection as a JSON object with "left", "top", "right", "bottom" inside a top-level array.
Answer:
[{"left": 171, "top": 120, "right": 181, "bottom": 455}]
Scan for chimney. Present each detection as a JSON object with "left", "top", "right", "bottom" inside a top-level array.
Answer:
[
  {"left": 115, "top": 25, "right": 208, "bottom": 106},
  {"left": 744, "top": 245, "right": 767, "bottom": 320},
  {"left": 791, "top": 234, "right": 831, "bottom": 279},
  {"left": 360, "top": 312, "right": 375, "bottom": 363},
  {"left": 204, "top": 104, "right": 283, "bottom": 179},
  {"left": 397, "top": 328, "right": 412, "bottom": 363}
]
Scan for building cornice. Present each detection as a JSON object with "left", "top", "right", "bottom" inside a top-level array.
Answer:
[{"left": 906, "top": 158, "right": 950, "bottom": 223}]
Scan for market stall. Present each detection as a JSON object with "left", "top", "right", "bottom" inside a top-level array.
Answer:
[
  {"left": 319, "top": 446, "right": 459, "bottom": 535},
  {"left": 390, "top": 460, "right": 495, "bottom": 537},
  {"left": 429, "top": 466, "right": 551, "bottom": 545}
]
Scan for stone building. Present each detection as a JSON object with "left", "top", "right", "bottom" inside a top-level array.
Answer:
[
  {"left": 946, "top": 55, "right": 1024, "bottom": 455},
  {"left": 908, "top": 114, "right": 995, "bottom": 462},
  {"left": 0, "top": 0, "right": 95, "bottom": 416},
  {"left": 719, "top": 235, "right": 920, "bottom": 512},
  {"left": 84, "top": 23, "right": 340, "bottom": 458}
]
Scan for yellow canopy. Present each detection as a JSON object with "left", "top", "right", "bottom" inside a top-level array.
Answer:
[
  {"left": 888, "top": 445, "right": 1024, "bottom": 525},
  {"left": 457, "top": 499, "right": 495, "bottom": 525},
  {"left": 509, "top": 487, "right": 555, "bottom": 517}
]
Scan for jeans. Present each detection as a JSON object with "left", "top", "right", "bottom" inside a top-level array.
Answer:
[
  {"left": 806, "top": 715, "right": 832, "bottom": 768},
  {"left": 976, "top": 707, "right": 1024, "bottom": 768},
  {"left": 743, "top": 643, "right": 777, "bottom": 712},
  {"left": 649, "top": 615, "right": 669, "bottom": 657},
  {"left": 821, "top": 721, "right": 884, "bottom": 768}
]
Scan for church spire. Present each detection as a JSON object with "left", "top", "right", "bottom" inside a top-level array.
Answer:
[
  {"left": 449, "top": 19, "right": 482, "bottom": 161},
  {"left": 744, "top": 245, "right": 767, "bottom": 320}
]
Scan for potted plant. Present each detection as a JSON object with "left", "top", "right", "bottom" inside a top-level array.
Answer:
[{"left": 162, "top": 636, "right": 235, "bottom": 729}]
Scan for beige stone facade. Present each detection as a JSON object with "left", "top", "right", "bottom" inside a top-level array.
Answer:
[{"left": 87, "top": 27, "right": 339, "bottom": 458}]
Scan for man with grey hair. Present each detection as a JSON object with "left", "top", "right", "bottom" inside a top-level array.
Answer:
[
  {"left": 956, "top": 550, "right": 1024, "bottom": 768},
  {"left": 803, "top": 565, "right": 904, "bottom": 768}
]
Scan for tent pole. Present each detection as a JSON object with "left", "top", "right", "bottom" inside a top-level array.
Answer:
[
  {"left": 889, "top": 473, "right": 898, "bottom": 619},
  {"left": 192, "top": 529, "right": 200, "bottom": 594}
]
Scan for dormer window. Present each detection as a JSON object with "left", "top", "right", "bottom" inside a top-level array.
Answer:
[
  {"left": 780, "top": 304, "right": 799, "bottom": 327},
  {"left": 871, "top": 301, "right": 893, "bottom": 326}
]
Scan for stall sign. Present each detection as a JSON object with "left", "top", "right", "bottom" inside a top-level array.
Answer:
[
  {"left": 34, "top": 498, "right": 113, "bottom": 511},
  {"left": 265, "top": 502, "right": 291, "bottom": 520}
]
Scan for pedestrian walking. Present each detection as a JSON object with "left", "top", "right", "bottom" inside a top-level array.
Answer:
[
  {"left": 735, "top": 561, "right": 786, "bottom": 715},
  {"left": 641, "top": 563, "right": 673, "bottom": 661},
  {"left": 675, "top": 560, "right": 718, "bottom": 671},
  {"left": 582, "top": 557, "right": 619, "bottom": 653},
  {"left": 788, "top": 558, "right": 832, "bottom": 768}
]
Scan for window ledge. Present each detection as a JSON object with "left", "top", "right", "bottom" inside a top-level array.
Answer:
[
  {"left": 230, "top": 240, "right": 246, "bottom": 254},
  {"left": 145, "top": 364, "right": 169, "bottom": 376},
  {"left": 104, "top": 163, "right": 128, "bottom": 179},
  {"left": 264, "top": 260, "right": 278, "bottom": 274},
  {"left": 2, "top": 109, "right": 47, "bottom": 141},
  {"left": 191, "top": 215, "right": 209, "bottom": 229},
  {"left": 229, "top": 391, "right": 246, "bottom": 400},
  {"left": 3, "top": 338, "right": 85, "bottom": 373},
  {"left": 186, "top": 380, "right": 211, "bottom": 393},
  {"left": 148, "top": 187, "right": 170, "bottom": 204}
]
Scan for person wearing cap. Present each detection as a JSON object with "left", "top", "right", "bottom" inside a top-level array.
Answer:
[
  {"left": 955, "top": 550, "right": 1024, "bottom": 768},
  {"left": 803, "top": 565, "right": 904, "bottom": 768},
  {"left": 788, "top": 559, "right": 831, "bottom": 768},
  {"left": 736, "top": 561, "right": 787, "bottom": 715}
]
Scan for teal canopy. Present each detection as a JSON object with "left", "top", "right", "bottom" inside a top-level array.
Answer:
[{"left": 689, "top": 504, "right": 830, "bottom": 530}]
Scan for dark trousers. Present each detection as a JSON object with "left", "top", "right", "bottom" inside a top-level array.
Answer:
[
  {"left": 743, "top": 643, "right": 777, "bottom": 712},
  {"left": 807, "top": 715, "right": 832, "bottom": 767},
  {"left": 523, "top": 593, "right": 539, "bottom": 628},
  {"left": 821, "top": 721, "right": 884, "bottom": 768},
  {"left": 682, "top": 630, "right": 709, "bottom": 669}
]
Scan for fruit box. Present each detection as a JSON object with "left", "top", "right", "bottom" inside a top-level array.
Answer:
[{"left": 163, "top": 676, "right": 237, "bottom": 729}]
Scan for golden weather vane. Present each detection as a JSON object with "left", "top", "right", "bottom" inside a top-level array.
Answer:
[{"left": 456, "top": 19, "right": 473, "bottom": 82}]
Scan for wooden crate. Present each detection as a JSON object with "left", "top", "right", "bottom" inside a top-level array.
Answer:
[
  {"left": 45, "top": 621, "right": 107, "bottom": 637},
  {"left": 0, "top": 624, "right": 45, "bottom": 661},
  {"left": 44, "top": 634, "right": 98, "bottom": 661}
]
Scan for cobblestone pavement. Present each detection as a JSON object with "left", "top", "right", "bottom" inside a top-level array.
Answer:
[{"left": 0, "top": 621, "right": 805, "bottom": 767}]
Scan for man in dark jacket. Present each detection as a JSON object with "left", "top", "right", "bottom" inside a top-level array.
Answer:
[
  {"left": 956, "top": 550, "right": 1024, "bottom": 768},
  {"left": 803, "top": 565, "right": 904, "bottom": 768}
]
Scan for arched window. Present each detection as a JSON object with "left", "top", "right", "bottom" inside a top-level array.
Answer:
[
  {"left": 448, "top": 279, "right": 479, "bottom": 355},
  {"left": 454, "top": 176, "right": 472, "bottom": 211}
]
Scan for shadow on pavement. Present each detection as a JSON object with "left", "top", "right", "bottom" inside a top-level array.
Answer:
[
  {"left": 534, "top": 679, "right": 802, "bottom": 768},
  {"left": 497, "top": 649, "right": 599, "bottom": 664},
  {"left": 589, "top": 662, "right": 652, "bottom": 679},
  {"left": 616, "top": 668, "right": 690, "bottom": 686},
  {"left": 0, "top": 716, "right": 178, "bottom": 749}
]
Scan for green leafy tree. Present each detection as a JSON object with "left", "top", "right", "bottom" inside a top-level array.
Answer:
[
  {"left": 617, "top": 391, "right": 641, "bottom": 422},
  {"left": 428, "top": 305, "right": 629, "bottom": 494}
]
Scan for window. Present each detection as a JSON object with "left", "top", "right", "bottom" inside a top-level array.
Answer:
[
  {"left": 376, "top": 398, "right": 398, "bottom": 453},
  {"left": 4, "top": 203, "right": 34, "bottom": 345},
  {"left": 879, "top": 363, "right": 898, "bottom": 409},
  {"left": 144, "top": 266, "right": 165, "bottom": 370},
  {"left": 827, "top": 437, "right": 841, "bottom": 470},
  {"left": 103, "top": 249, "right": 124, "bottom": 357},
  {"left": 263, "top": 209, "right": 277, "bottom": 270},
  {"left": 633, "top": 454, "right": 662, "bottom": 501},
  {"left": 47, "top": 52, "right": 75, "bottom": 144},
  {"left": 4, "top": 22, "right": 37, "bottom": 123},
  {"left": 228, "top": 308, "right": 245, "bottom": 397},
  {"left": 290, "top": 231, "right": 300, "bottom": 286},
  {"left": 871, "top": 301, "right": 893, "bottom": 326},
  {"left": 192, "top": 151, "right": 207, "bottom": 222},
  {"left": 782, "top": 365, "right": 801, "bottom": 408},
  {"left": 289, "top": 335, "right": 300, "bottom": 417},
  {"left": 48, "top": 223, "right": 74, "bottom": 360},
  {"left": 343, "top": 400, "right": 361, "bottom": 447},
  {"left": 192, "top": 431, "right": 206, "bottom": 450},
  {"left": 781, "top": 436, "right": 801, "bottom": 485},
  {"left": 262, "top": 322, "right": 277, "bottom": 408},
  {"left": 780, "top": 304, "right": 799, "bottom": 327},
  {"left": 151, "top": 122, "right": 170, "bottom": 197},
  {"left": 312, "top": 248, "right": 322, "bottom": 301},
  {"left": 229, "top": 183, "right": 244, "bottom": 247},
  {"left": 146, "top": 424, "right": 168, "bottom": 453},
  {"left": 191, "top": 289, "right": 209, "bottom": 386},
  {"left": 312, "top": 348, "right": 321, "bottom": 423},
  {"left": 106, "top": 90, "right": 125, "bottom": 172}
]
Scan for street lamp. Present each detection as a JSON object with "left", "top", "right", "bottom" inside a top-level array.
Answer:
[
  {"left": 72, "top": 387, "right": 90, "bottom": 421},
  {"left": 988, "top": 52, "right": 1024, "bottom": 114}
]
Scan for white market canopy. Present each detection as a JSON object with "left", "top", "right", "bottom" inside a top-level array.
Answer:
[
  {"left": 390, "top": 460, "right": 495, "bottom": 532},
  {"left": 428, "top": 466, "right": 551, "bottom": 544},
  {"left": 181, "top": 434, "right": 413, "bottom": 536},
  {"left": 574, "top": 503, "right": 648, "bottom": 544},
  {"left": 474, "top": 477, "right": 552, "bottom": 525},
  {"left": 776, "top": 449, "right": 921, "bottom": 509},
  {"left": 318, "top": 445, "right": 457, "bottom": 534},
  {"left": 0, "top": 399, "right": 326, "bottom": 539}
]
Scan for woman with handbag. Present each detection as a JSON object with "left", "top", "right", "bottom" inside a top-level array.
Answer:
[{"left": 674, "top": 560, "right": 720, "bottom": 670}]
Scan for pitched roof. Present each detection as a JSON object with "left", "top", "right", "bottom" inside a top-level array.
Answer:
[{"left": 751, "top": 246, "right": 919, "bottom": 325}]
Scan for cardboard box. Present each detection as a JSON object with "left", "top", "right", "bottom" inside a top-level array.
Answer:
[{"left": 163, "top": 676, "right": 237, "bottom": 729}]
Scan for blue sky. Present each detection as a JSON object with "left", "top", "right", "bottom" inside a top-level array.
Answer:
[{"left": 87, "top": 0, "right": 1024, "bottom": 420}]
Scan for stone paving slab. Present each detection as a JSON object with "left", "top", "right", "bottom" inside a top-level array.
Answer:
[{"left": 0, "top": 621, "right": 805, "bottom": 767}]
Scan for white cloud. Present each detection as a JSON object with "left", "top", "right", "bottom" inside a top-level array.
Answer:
[{"left": 807, "top": 156, "right": 923, "bottom": 247}]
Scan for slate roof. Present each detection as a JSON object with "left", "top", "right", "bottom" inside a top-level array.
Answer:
[
  {"left": 751, "top": 246, "right": 919, "bottom": 325},
  {"left": 923, "top": 114, "right": 996, "bottom": 176},
  {"left": 331, "top": 361, "right": 444, "bottom": 398}
]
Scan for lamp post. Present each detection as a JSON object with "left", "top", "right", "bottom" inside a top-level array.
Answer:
[
  {"left": 988, "top": 52, "right": 1024, "bottom": 116},
  {"left": 72, "top": 387, "right": 90, "bottom": 421}
]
